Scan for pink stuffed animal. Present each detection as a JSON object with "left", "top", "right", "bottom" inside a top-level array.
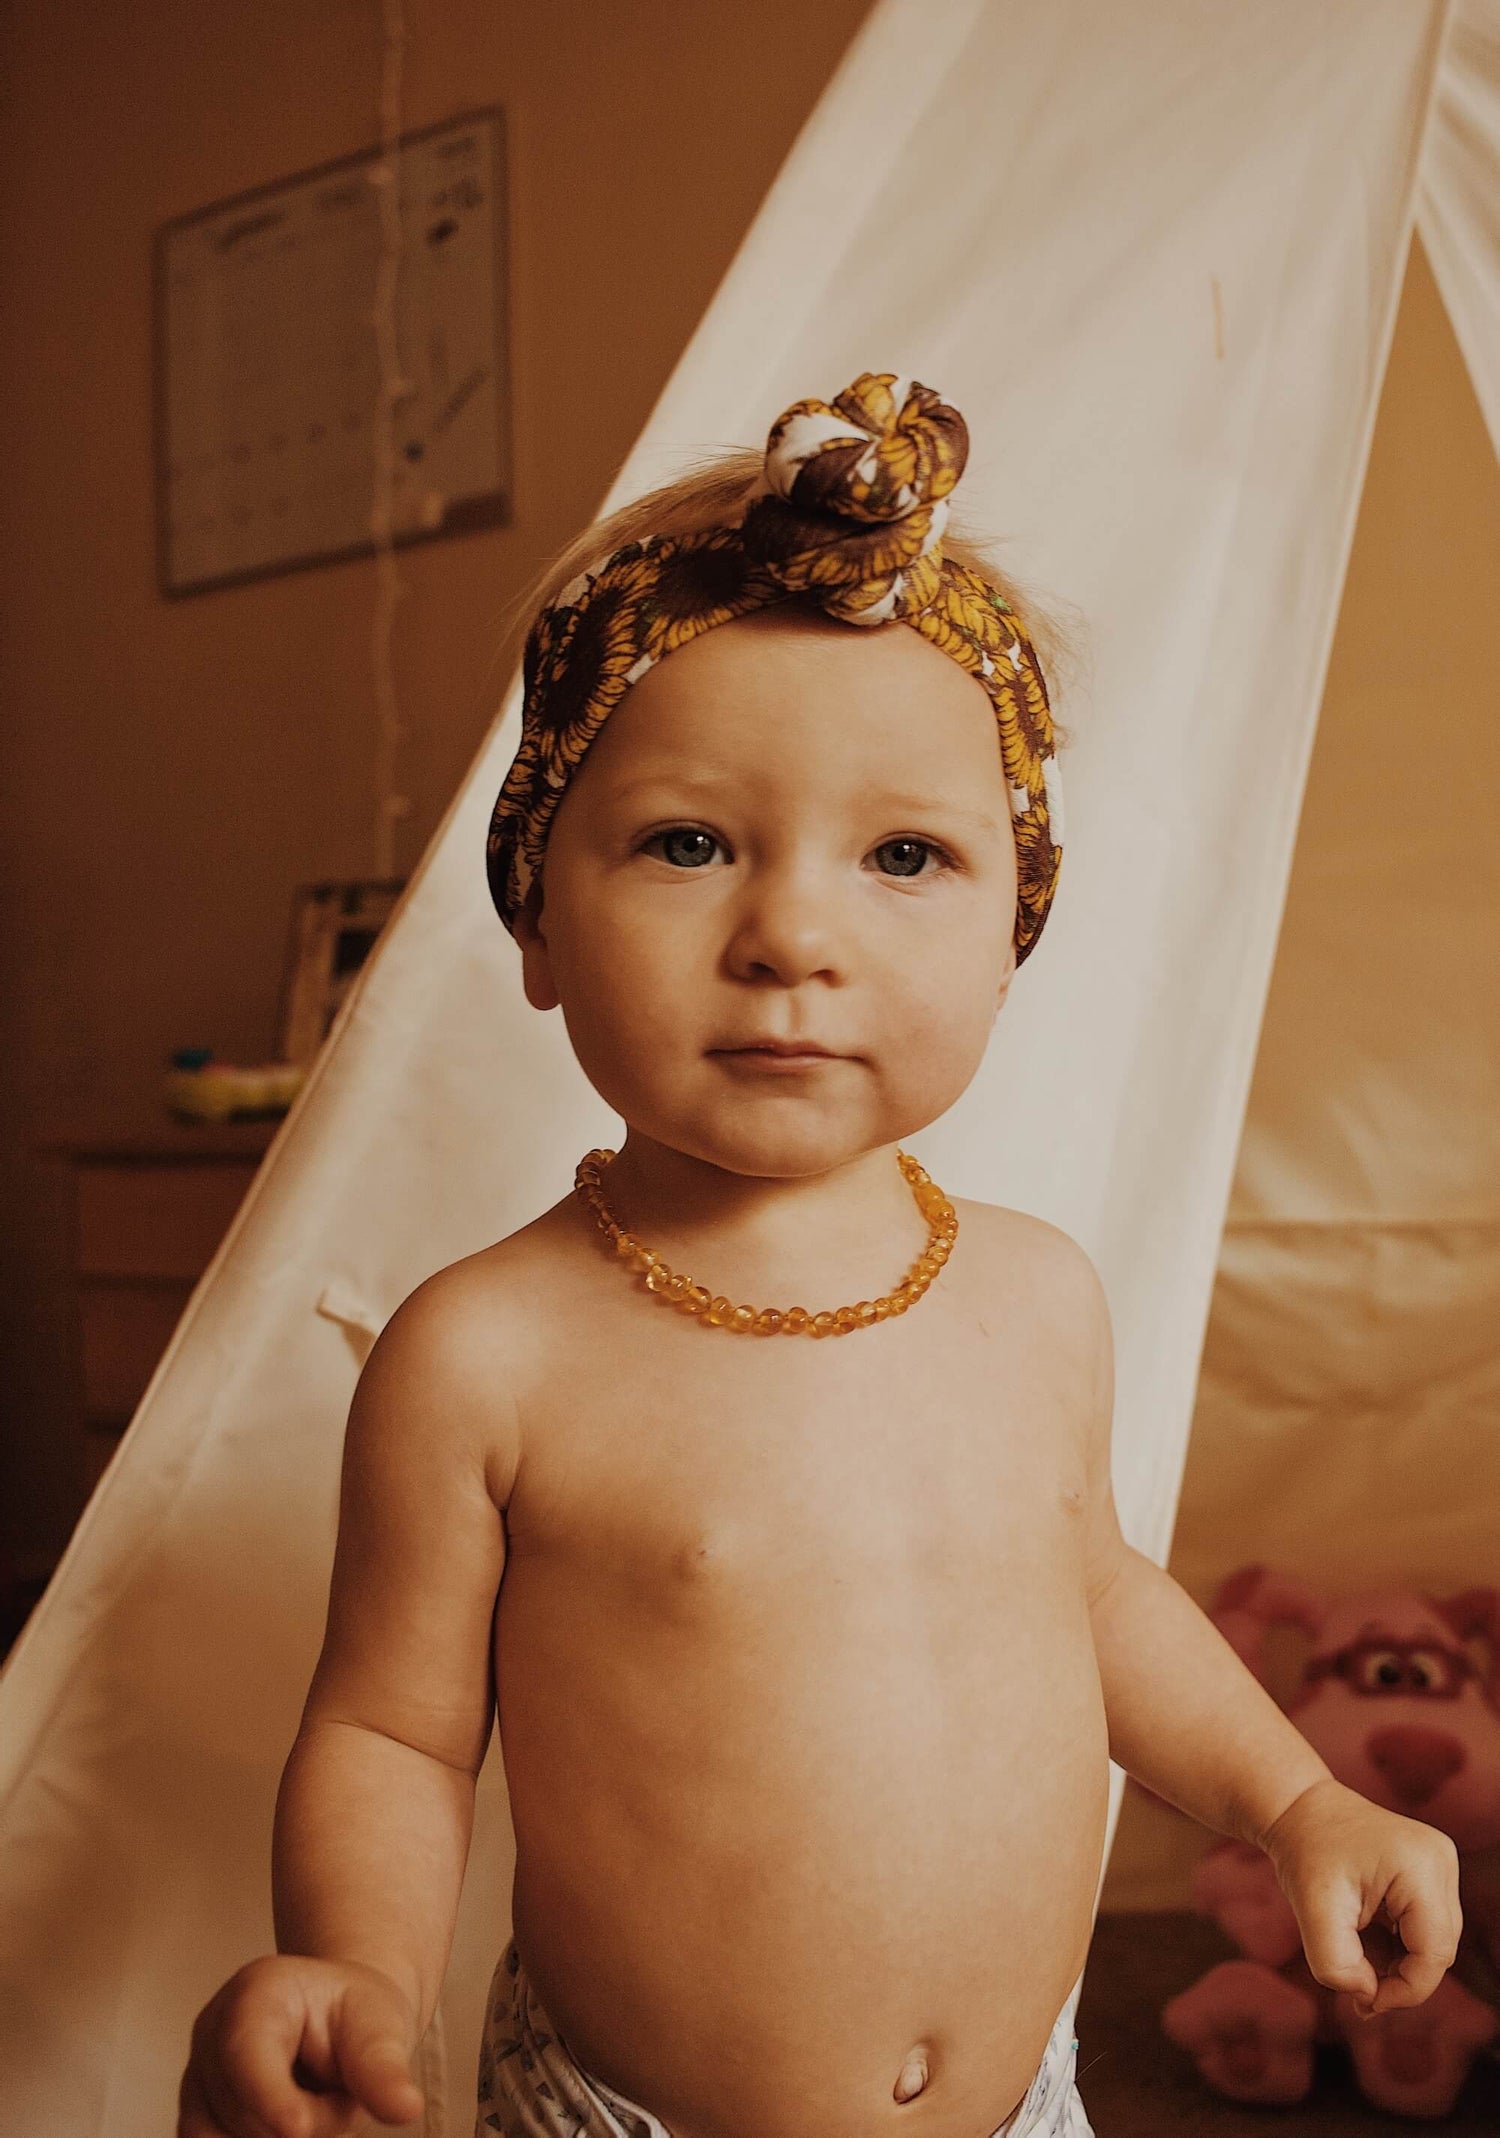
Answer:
[{"left": 1162, "top": 1567, "right": 1500, "bottom": 2118}]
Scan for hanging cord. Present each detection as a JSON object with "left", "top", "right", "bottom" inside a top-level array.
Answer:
[{"left": 368, "top": 0, "right": 413, "bottom": 878}]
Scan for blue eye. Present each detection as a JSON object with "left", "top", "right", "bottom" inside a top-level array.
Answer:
[
  {"left": 874, "top": 837, "right": 948, "bottom": 879},
  {"left": 642, "top": 826, "right": 724, "bottom": 868}
]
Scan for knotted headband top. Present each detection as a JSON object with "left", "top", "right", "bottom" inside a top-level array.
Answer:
[{"left": 486, "top": 371, "right": 1064, "bottom": 963}]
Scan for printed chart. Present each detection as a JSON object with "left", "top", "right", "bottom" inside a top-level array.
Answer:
[{"left": 156, "top": 109, "right": 510, "bottom": 595}]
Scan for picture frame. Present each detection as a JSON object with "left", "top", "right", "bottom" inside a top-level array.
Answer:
[{"left": 276, "top": 880, "right": 407, "bottom": 1066}]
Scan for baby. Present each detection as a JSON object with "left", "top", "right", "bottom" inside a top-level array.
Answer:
[{"left": 179, "top": 374, "right": 1460, "bottom": 2138}]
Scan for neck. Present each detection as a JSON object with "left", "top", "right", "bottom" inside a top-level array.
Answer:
[{"left": 592, "top": 1130, "right": 935, "bottom": 1299}]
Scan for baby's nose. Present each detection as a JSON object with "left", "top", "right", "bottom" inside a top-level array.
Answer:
[
  {"left": 728, "top": 868, "right": 847, "bottom": 983},
  {"left": 1367, "top": 1725, "right": 1466, "bottom": 1807}
]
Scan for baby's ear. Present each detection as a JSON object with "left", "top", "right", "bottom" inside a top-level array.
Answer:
[{"left": 513, "top": 878, "right": 560, "bottom": 1012}]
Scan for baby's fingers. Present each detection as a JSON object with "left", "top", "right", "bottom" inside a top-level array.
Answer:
[
  {"left": 1294, "top": 1878, "right": 1380, "bottom": 2007},
  {"left": 1368, "top": 1855, "right": 1463, "bottom": 2013},
  {"left": 328, "top": 2003, "right": 426, "bottom": 2128}
]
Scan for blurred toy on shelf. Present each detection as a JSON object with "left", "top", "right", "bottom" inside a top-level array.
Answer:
[{"left": 163, "top": 1046, "right": 307, "bottom": 1122}]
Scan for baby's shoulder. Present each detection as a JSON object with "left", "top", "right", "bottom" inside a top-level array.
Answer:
[
  {"left": 392, "top": 1201, "right": 570, "bottom": 1367},
  {"left": 357, "top": 1213, "right": 574, "bottom": 1501},
  {"left": 954, "top": 1196, "right": 1109, "bottom": 1332},
  {"left": 392, "top": 1188, "right": 602, "bottom": 1388}
]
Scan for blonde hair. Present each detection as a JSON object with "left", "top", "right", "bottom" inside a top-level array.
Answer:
[{"left": 493, "top": 444, "right": 1082, "bottom": 749}]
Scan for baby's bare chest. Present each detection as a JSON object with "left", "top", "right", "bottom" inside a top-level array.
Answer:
[{"left": 503, "top": 1282, "right": 1089, "bottom": 1626}]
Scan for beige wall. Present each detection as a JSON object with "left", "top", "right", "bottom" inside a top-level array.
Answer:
[{"left": 0, "top": 0, "right": 873, "bottom": 1566}]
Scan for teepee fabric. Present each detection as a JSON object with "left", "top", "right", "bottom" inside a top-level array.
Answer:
[
  {"left": 2, "top": 4, "right": 1493, "bottom": 2134},
  {"left": 1419, "top": 0, "right": 1500, "bottom": 455}
]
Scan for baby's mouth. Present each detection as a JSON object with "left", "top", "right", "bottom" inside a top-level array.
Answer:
[{"left": 711, "top": 1037, "right": 839, "bottom": 1059}]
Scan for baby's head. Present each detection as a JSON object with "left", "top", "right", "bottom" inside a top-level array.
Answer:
[{"left": 486, "top": 373, "right": 1072, "bottom": 1181}]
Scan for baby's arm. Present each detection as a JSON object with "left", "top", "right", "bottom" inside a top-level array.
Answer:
[
  {"left": 180, "top": 1268, "right": 518, "bottom": 2137},
  {"left": 1056, "top": 1241, "right": 1461, "bottom": 2017}
]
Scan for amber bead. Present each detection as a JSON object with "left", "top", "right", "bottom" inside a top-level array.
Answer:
[
  {"left": 731, "top": 1304, "right": 756, "bottom": 1333},
  {"left": 753, "top": 1309, "right": 784, "bottom": 1336},
  {"left": 811, "top": 1311, "right": 837, "bottom": 1338},
  {"left": 707, "top": 1295, "right": 734, "bottom": 1326},
  {"left": 646, "top": 1264, "right": 674, "bottom": 1294},
  {"left": 682, "top": 1284, "right": 711, "bottom": 1315},
  {"left": 855, "top": 1300, "right": 878, "bottom": 1326},
  {"left": 783, "top": 1307, "right": 811, "bottom": 1334}
]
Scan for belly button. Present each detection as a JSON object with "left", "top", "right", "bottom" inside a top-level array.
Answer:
[{"left": 893, "top": 2046, "right": 931, "bottom": 2103}]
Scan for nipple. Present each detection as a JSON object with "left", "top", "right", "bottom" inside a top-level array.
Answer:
[{"left": 893, "top": 2045, "right": 931, "bottom": 2103}]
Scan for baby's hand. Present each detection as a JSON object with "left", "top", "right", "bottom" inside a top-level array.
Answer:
[
  {"left": 1261, "top": 1776, "right": 1462, "bottom": 2017},
  {"left": 178, "top": 1954, "right": 425, "bottom": 2138}
]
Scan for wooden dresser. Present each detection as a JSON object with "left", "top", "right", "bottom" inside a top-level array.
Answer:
[{"left": 37, "top": 1117, "right": 282, "bottom": 1493}]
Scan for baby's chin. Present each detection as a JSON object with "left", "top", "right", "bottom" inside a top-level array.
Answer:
[{"left": 621, "top": 1097, "right": 934, "bottom": 1183}]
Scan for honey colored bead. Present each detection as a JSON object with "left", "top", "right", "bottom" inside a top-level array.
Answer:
[
  {"left": 731, "top": 1304, "right": 756, "bottom": 1333},
  {"left": 614, "top": 1232, "right": 638, "bottom": 1258},
  {"left": 811, "top": 1312, "right": 837, "bottom": 1338},
  {"left": 682, "top": 1285, "right": 712, "bottom": 1314},
  {"left": 707, "top": 1295, "right": 735, "bottom": 1326},
  {"left": 783, "top": 1307, "right": 810, "bottom": 1334},
  {"left": 873, "top": 1297, "right": 893, "bottom": 1319},
  {"left": 855, "top": 1300, "right": 878, "bottom": 1326},
  {"left": 665, "top": 1272, "right": 692, "bottom": 1300},
  {"left": 834, "top": 1307, "right": 860, "bottom": 1334},
  {"left": 645, "top": 1264, "right": 675, "bottom": 1294},
  {"left": 752, "top": 1309, "right": 784, "bottom": 1336}
]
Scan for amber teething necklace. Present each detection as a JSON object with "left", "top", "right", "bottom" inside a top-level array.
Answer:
[{"left": 573, "top": 1147, "right": 958, "bottom": 1336}]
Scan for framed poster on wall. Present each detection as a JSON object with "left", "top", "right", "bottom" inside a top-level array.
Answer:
[{"left": 154, "top": 107, "right": 511, "bottom": 598}]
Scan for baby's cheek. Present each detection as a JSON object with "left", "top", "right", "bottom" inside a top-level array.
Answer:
[{"left": 878, "top": 980, "right": 995, "bottom": 1116}]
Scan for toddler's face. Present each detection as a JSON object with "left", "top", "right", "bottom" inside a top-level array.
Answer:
[{"left": 513, "top": 605, "right": 1018, "bottom": 1179}]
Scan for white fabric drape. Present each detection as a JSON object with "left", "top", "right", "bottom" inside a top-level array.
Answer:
[
  {"left": 3, "top": 4, "right": 1494, "bottom": 2133},
  {"left": 1420, "top": 0, "right": 1500, "bottom": 457}
]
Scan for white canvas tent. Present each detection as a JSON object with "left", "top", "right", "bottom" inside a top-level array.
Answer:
[{"left": 2, "top": 2, "right": 1497, "bottom": 2131}]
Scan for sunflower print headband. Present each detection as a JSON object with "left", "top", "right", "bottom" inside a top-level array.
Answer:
[{"left": 486, "top": 371, "right": 1064, "bottom": 962}]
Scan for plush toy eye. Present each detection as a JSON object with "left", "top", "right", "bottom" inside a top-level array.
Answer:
[
  {"left": 1406, "top": 1649, "right": 1447, "bottom": 1692},
  {"left": 1356, "top": 1648, "right": 1407, "bottom": 1692}
]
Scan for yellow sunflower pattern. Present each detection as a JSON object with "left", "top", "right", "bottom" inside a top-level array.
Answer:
[{"left": 487, "top": 376, "right": 1062, "bottom": 963}]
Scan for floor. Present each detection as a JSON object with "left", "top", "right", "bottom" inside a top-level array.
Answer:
[{"left": 1078, "top": 1914, "right": 1500, "bottom": 2134}]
